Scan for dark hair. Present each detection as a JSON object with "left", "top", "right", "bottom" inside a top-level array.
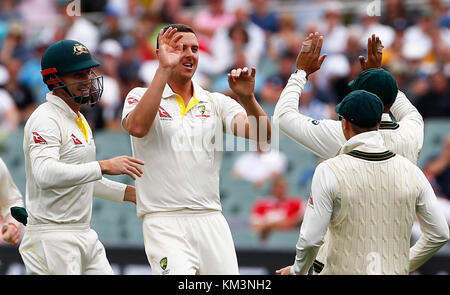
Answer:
[
  {"left": 228, "top": 22, "right": 249, "bottom": 44},
  {"left": 156, "top": 24, "right": 196, "bottom": 49}
]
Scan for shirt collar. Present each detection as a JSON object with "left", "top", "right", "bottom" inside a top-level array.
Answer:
[
  {"left": 162, "top": 81, "right": 208, "bottom": 102},
  {"left": 46, "top": 92, "right": 79, "bottom": 119},
  {"left": 338, "top": 131, "right": 387, "bottom": 155}
]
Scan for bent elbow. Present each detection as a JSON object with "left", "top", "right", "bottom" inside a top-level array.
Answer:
[{"left": 126, "top": 123, "right": 150, "bottom": 138}]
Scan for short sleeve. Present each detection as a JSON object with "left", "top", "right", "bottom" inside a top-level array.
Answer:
[
  {"left": 121, "top": 87, "right": 147, "bottom": 129},
  {"left": 213, "top": 93, "right": 246, "bottom": 135}
]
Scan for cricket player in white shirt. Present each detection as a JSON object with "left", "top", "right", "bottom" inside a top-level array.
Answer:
[
  {"left": 122, "top": 24, "right": 271, "bottom": 275},
  {"left": 276, "top": 89, "right": 449, "bottom": 275},
  {"left": 18, "top": 40, "right": 145, "bottom": 275},
  {"left": 0, "top": 157, "right": 24, "bottom": 245},
  {"left": 274, "top": 33, "right": 425, "bottom": 274}
]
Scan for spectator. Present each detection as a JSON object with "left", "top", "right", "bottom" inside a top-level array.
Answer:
[
  {"left": 249, "top": 0, "right": 279, "bottom": 33},
  {"left": 96, "top": 39, "right": 123, "bottom": 130},
  {"left": 60, "top": 2, "right": 100, "bottom": 53},
  {"left": 298, "top": 82, "right": 333, "bottom": 120},
  {"left": 268, "top": 12, "right": 303, "bottom": 59},
  {"left": 414, "top": 69, "right": 450, "bottom": 119},
  {"left": 209, "top": 3, "right": 265, "bottom": 76},
  {"left": 320, "top": 1, "right": 348, "bottom": 55},
  {"left": 3, "top": 57, "right": 36, "bottom": 124},
  {"left": 424, "top": 135, "right": 450, "bottom": 201},
  {"left": 0, "top": 65, "right": 20, "bottom": 139},
  {"left": 250, "top": 177, "right": 306, "bottom": 243},
  {"left": 232, "top": 144, "right": 288, "bottom": 190},
  {"left": 260, "top": 50, "right": 297, "bottom": 104},
  {"left": 193, "top": 0, "right": 236, "bottom": 53}
]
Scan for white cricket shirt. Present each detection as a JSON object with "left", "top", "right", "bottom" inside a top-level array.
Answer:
[
  {"left": 291, "top": 131, "right": 449, "bottom": 274},
  {"left": 122, "top": 81, "right": 245, "bottom": 217},
  {"left": 23, "top": 93, "right": 126, "bottom": 225},
  {"left": 273, "top": 70, "right": 424, "bottom": 163}
]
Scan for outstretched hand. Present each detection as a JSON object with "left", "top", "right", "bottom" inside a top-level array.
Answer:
[
  {"left": 99, "top": 156, "right": 145, "bottom": 180},
  {"left": 228, "top": 67, "right": 256, "bottom": 102},
  {"left": 157, "top": 27, "right": 183, "bottom": 71},
  {"left": 296, "top": 32, "right": 327, "bottom": 76},
  {"left": 359, "top": 34, "right": 383, "bottom": 70},
  {"left": 275, "top": 265, "right": 292, "bottom": 275}
]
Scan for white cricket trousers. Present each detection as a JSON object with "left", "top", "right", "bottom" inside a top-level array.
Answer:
[
  {"left": 19, "top": 223, "right": 114, "bottom": 275},
  {"left": 143, "top": 210, "right": 239, "bottom": 275}
]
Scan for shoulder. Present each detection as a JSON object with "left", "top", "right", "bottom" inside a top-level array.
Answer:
[
  {"left": 25, "top": 103, "right": 61, "bottom": 131},
  {"left": 125, "top": 87, "right": 147, "bottom": 101}
]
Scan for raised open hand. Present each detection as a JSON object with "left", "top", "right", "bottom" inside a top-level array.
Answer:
[
  {"left": 359, "top": 34, "right": 383, "bottom": 70},
  {"left": 157, "top": 27, "right": 183, "bottom": 70},
  {"left": 227, "top": 66, "right": 256, "bottom": 102},
  {"left": 296, "top": 32, "right": 327, "bottom": 76}
]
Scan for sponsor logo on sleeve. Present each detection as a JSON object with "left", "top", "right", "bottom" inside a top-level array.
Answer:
[
  {"left": 127, "top": 97, "right": 139, "bottom": 105},
  {"left": 32, "top": 132, "right": 47, "bottom": 144}
]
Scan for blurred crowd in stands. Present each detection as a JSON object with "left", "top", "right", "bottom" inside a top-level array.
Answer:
[
  {"left": 0, "top": 0, "right": 448, "bottom": 135},
  {"left": 0, "top": 0, "right": 449, "bottom": 222}
]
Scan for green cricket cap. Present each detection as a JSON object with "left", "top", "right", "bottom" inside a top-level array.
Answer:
[
  {"left": 348, "top": 68, "right": 398, "bottom": 107},
  {"left": 41, "top": 40, "right": 100, "bottom": 75},
  {"left": 336, "top": 90, "right": 384, "bottom": 128}
]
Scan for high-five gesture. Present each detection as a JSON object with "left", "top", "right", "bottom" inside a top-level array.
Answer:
[
  {"left": 228, "top": 67, "right": 256, "bottom": 102},
  {"left": 157, "top": 27, "right": 183, "bottom": 70},
  {"left": 359, "top": 34, "right": 383, "bottom": 70},
  {"left": 296, "top": 32, "right": 327, "bottom": 76}
]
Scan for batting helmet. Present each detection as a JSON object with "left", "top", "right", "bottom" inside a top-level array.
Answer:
[{"left": 41, "top": 40, "right": 103, "bottom": 106}]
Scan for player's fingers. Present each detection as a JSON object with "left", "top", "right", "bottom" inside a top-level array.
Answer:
[
  {"left": 230, "top": 69, "right": 237, "bottom": 82},
  {"left": 130, "top": 162, "right": 144, "bottom": 175},
  {"left": 166, "top": 27, "right": 177, "bottom": 39},
  {"left": 367, "top": 37, "right": 373, "bottom": 57},
  {"left": 250, "top": 67, "right": 256, "bottom": 78},
  {"left": 315, "top": 36, "right": 324, "bottom": 56},
  {"left": 128, "top": 165, "right": 143, "bottom": 178},
  {"left": 128, "top": 157, "right": 145, "bottom": 166},
  {"left": 311, "top": 32, "right": 320, "bottom": 53},
  {"left": 170, "top": 34, "right": 183, "bottom": 47},
  {"left": 125, "top": 168, "right": 137, "bottom": 180},
  {"left": 235, "top": 68, "right": 242, "bottom": 77},
  {"left": 318, "top": 54, "right": 327, "bottom": 67},
  {"left": 359, "top": 56, "right": 366, "bottom": 68}
]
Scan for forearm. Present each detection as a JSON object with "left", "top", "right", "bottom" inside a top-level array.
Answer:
[
  {"left": 410, "top": 233, "right": 448, "bottom": 272},
  {"left": 274, "top": 71, "right": 307, "bottom": 121},
  {"left": 93, "top": 177, "right": 127, "bottom": 203},
  {"left": 32, "top": 155, "right": 102, "bottom": 190},
  {"left": 126, "top": 67, "right": 170, "bottom": 137},
  {"left": 240, "top": 94, "right": 271, "bottom": 142},
  {"left": 411, "top": 167, "right": 450, "bottom": 272},
  {"left": 390, "top": 91, "right": 423, "bottom": 126}
]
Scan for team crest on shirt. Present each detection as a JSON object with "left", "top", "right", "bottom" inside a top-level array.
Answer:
[
  {"left": 195, "top": 104, "right": 211, "bottom": 118},
  {"left": 160, "top": 257, "right": 170, "bottom": 274},
  {"left": 311, "top": 119, "right": 320, "bottom": 125}
]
